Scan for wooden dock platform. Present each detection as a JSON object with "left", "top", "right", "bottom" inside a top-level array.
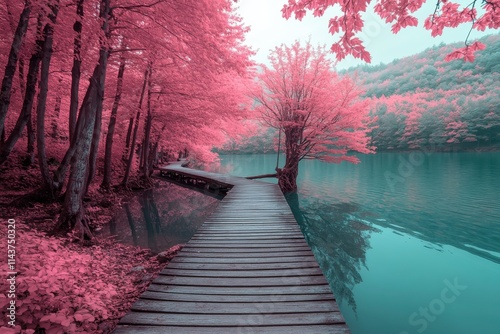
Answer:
[{"left": 114, "top": 162, "right": 350, "bottom": 333}]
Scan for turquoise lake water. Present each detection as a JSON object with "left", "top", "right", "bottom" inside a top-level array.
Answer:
[{"left": 216, "top": 152, "right": 500, "bottom": 334}]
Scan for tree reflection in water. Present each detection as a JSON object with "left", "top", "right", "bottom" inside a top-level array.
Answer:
[
  {"left": 103, "top": 183, "right": 219, "bottom": 253},
  {"left": 286, "top": 193, "right": 380, "bottom": 315}
]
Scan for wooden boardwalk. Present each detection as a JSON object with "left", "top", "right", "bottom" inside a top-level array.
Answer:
[{"left": 114, "top": 162, "right": 350, "bottom": 333}]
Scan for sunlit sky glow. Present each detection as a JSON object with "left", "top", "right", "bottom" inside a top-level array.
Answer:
[{"left": 236, "top": 0, "right": 497, "bottom": 70}]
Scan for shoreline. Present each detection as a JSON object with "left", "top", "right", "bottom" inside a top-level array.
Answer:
[{"left": 0, "top": 157, "right": 177, "bottom": 333}]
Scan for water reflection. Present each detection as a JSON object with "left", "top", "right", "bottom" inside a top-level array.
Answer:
[
  {"left": 286, "top": 193, "right": 380, "bottom": 314},
  {"left": 101, "top": 183, "right": 219, "bottom": 253}
]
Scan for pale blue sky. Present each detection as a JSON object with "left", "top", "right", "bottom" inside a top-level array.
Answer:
[{"left": 236, "top": 0, "right": 497, "bottom": 70}]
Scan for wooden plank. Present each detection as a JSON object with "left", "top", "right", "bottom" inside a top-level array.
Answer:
[
  {"left": 152, "top": 274, "right": 328, "bottom": 287},
  {"left": 182, "top": 245, "right": 311, "bottom": 252},
  {"left": 114, "top": 325, "right": 350, "bottom": 334},
  {"left": 170, "top": 256, "right": 318, "bottom": 264},
  {"left": 160, "top": 267, "right": 324, "bottom": 277},
  {"left": 146, "top": 283, "right": 334, "bottom": 295},
  {"left": 140, "top": 290, "right": 336, "bottom": 303},
  {"left": 177, "top": 250, "right": 314, "bottom": 258},
  {"left": 130, "top": 299, "right": 339, "bottom": 314},
  {"left": 165, "top": 261, "right": 321, "bottom": 271},
  {"left": 118, "top": 311, "right": 346, "bottom": 327},
  {"left": 183, "top": 242, "right": 311, "bottom": 248}
]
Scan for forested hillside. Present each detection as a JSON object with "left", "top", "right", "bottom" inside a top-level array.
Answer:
[
  {"left": 348, "top": 33, "right": 500, "bottom": 151},
  {"left": 220, "top": 34, "right": 500, "bottom": 154}
]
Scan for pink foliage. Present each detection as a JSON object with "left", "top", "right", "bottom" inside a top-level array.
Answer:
[
  {"left": 0, "top": 225, "right": 148, "bottom": 333},
  {"left": 282, "top": 0, "right": 500, "bottom": 62},
  {"left": 252, "top": 41, "right": 374, "bottom": 163},
  {"left": 444, "top": 41, "right": 486, "bottom": 62}
]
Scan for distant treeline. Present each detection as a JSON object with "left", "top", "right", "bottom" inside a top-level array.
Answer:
[{"left": 217, "top": 34, "right": 500, "bottom": 154}]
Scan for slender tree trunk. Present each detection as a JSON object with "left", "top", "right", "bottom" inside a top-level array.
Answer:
[
  {"left": 55, "top": 0, "right": 110, "bottom": 240},
  {"left": 85, "top": 60, "right": 108, "bottom": 194},
  {"left": 122, "top": 65, "right": 149, "bottom": 186},
  {"left": 138, "top": 143, "right": 143, "bottom": 169},
  {"left": 142, "top": 65, "right": 153, "bottom": 182},
  {"left": 0, "top": 14, "right": 44, "bottom": 166},
  {"left": 69, "top": 0, "right": 84, "bottom": 143},
  {"left": 122, "top": 115, "right": 134, "bottom": 161},
  {"left": 101, "top": 54, "right": 126, "bottom": 189},
  {"left": 0, "top": 1, "right": 31, "bottom": 137},
  {"left": 37, "top": 1, "right": 60, "bottom": 195},
  {"left": 51, "top": 88, "right": 62, "bottom": 138},
  {"left": 18, "top": 60, "right": 35, "bottom": 166}
]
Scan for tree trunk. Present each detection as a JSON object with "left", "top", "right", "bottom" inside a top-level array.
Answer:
[
  {"left": 69, "top": 0, "right": 84, "bottom": 143},
  {"left": 55, "top": 80, "right": 98, "bottom": 239},
  {"left": 54, "top": 0, "right": 110, "bottom": 241},
  {"left": 85, "top": 65, "right": 107, "bottom": 194},
  {"left": 122, "top": 116, "right": 134, "bottom": 161},
  {"left": 37, "top": 1, "right": 60, "bottom": 195},
  {"left": 122, "top": 65, "right": 149, "bottom": 186},
  {"left": 85, "top": 0, "right": 112, "bottom": 195},
  {"left": 138, "top": 143, "right": 143, "bottom": 169},
  {"left": 277, "top": 127, "right": 301, "bottom": 193},
  {"left": 51, "top": 89, "right": 62, "bottom": 138},
  {"left": 0, "top": 1, "right": 31, "bottom": 136},
  {"left": 277, "top": 156, "right": 299, "bottom": 193},
  {"left": 0, "top": 13, "right": 44, "bottom": 166},
  {"left": 101, "top": 54, "right": 126, "bottom": 190},
  {"left": 142, "top": 64, "right": 153, "bottom": 182},
  {"left": 19, "top": 60, "right": 35, "bottom": 166}
]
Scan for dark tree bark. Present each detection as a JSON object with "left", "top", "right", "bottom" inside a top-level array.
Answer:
[
  {"left": 51, "top": 85, "right": 62, "bottom": 139},
  {"left": 0, "top": 13, "right": 44, "bottom": 166},
  {"left": 141, "top": 64, "right": 153, "bottom": 182},
  {"left": 101, "top": 53, "right": 126, "bottom": 189},
  {"left": 37, "top": 1, "right": 60, "bottom": 195},
  {"left": 277, "top": 127, "right": 302, "bottom": 193},
  {"left": 54, "top": 0, "right": 111, "bottom": 240},
  {"left": 0, "top": 1, "right": 31, "bottom": 137},
  {"left": 69, "top": 0, "right": 84, "bottom": 143},
  {"left": 122, "top": 115, "right": 134, "bottom": 161},
  {"left": 19, "top": 60, "right": 35, "bottom": 166},
  {"left": 55, "top": 78, "right": 98, "bottom": 239},
  {"left": 122, "top": 64, "right": 149, "bottom": 186}
]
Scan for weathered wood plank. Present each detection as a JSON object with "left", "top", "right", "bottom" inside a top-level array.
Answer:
[
  {"left": 152, "top": 274, "right": 328, "bottom": 287},
  {"left": 114, "top": 325, "right": 350, "bottom": 334},
  {"left": 165, "top": 261, "right": 321, "bottom": 271},
  {"left": 131, "top": 299, "right": 339, "bottom": 314},
  {"left": 119, "top": 311, "right": 346, "bottom": 327},
  {"left": 140, "top": 290, "right": 336, "bottom": 303},
  {"left": 170, "top": 255, "right": 318, "bottom": 264},
  {"left": 146, "top": 283, "right": 334, "bottom": 295},
  {"left": 177, "top": 250, "right": 314, "bottom": 258},
  {"left": 182, "top": 245, "right": 311, "bottom": 252},
  {"left": 187, "top": 239, "right": 307, "bottom": 248},
  {"left": 159, "top": 267, "right": 323, "bottom": 277}
]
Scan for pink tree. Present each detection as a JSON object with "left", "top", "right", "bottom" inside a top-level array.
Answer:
[
  {"left": 253, "top": 41, "right": 374, "bottom": 193},
  {"left": 282, "top": 0, "right": 500, "bottom": 62}
]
